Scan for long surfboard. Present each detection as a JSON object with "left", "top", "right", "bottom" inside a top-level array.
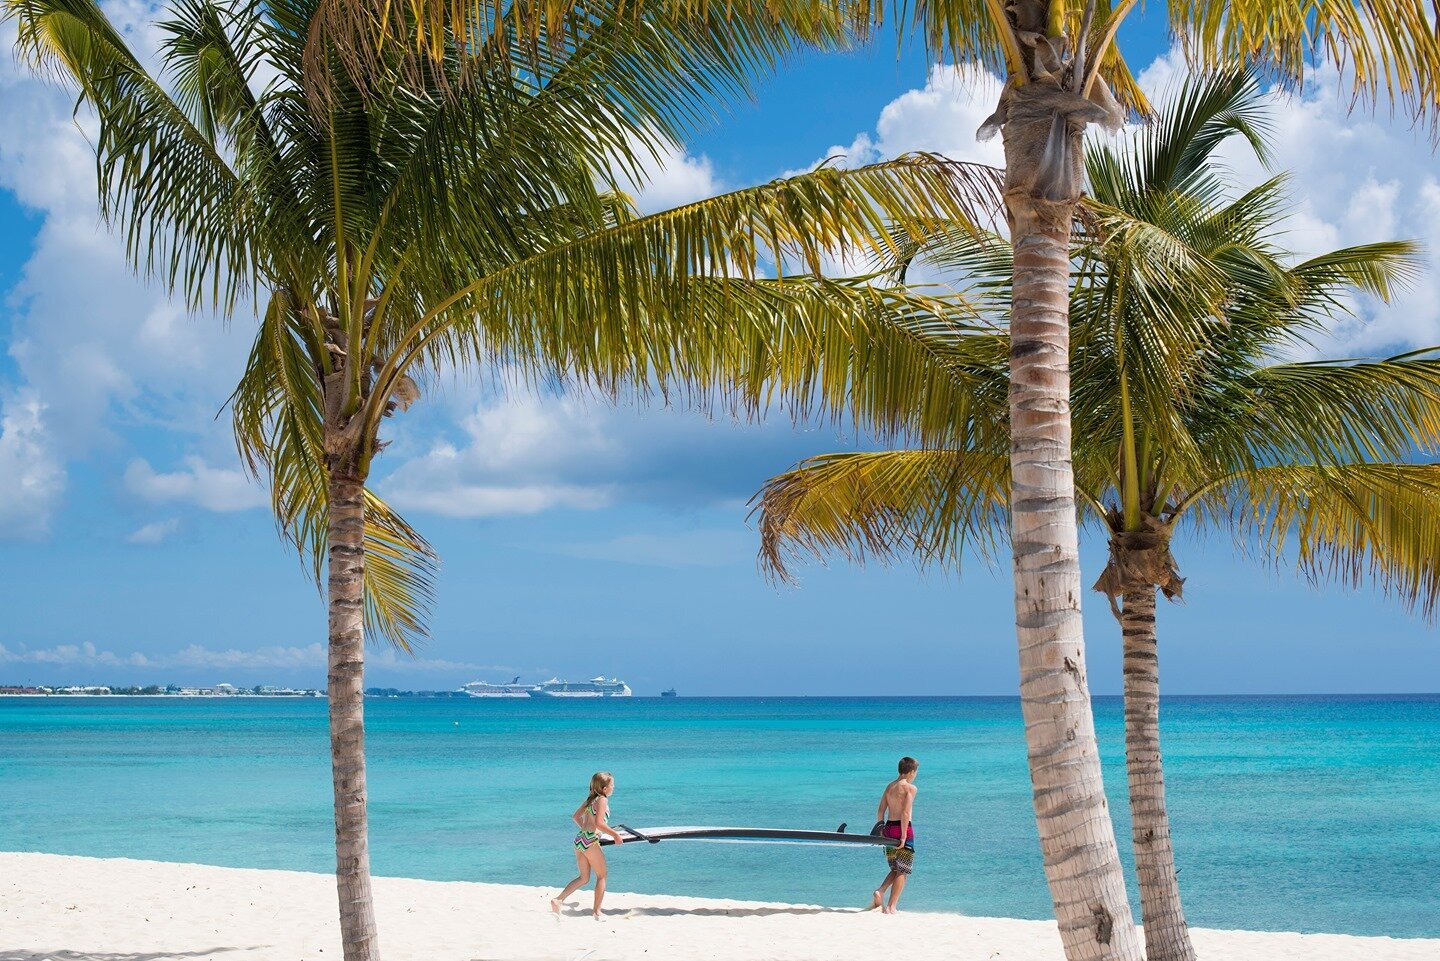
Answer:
[{"left": 601, "top": 824, "right": 893, "bottom": 847}]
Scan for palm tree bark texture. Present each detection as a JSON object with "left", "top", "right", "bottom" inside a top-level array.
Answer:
[
  {"left": 324, "top": 323, "right": 380, "bottom": 960},
  {"left": 1119, "top": 585, "right": 1196, "bottom": 961},
  {"left": 326, "top": 465, "right": 378, "bottom": 960},
  {"left": 1000, "top": 76, "right": 1143, "bottom": 961},
  {"left": 1096, "top": 514, "right": 1192, "bottom": 961}
]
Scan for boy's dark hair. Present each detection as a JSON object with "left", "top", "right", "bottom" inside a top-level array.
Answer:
[{"left": 898, "top": 756, "right": 919, "bottom": 775}]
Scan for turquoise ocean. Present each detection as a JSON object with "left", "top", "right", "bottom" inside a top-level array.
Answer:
[{"left": 2, "top": 694, "right": 1437, "bottom": 937}]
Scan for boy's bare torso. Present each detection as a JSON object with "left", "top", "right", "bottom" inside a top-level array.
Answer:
[{"left": 880, "top": 778, "right": 916, "bottom": 819}]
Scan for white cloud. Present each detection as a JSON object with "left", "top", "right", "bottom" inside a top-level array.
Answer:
[
  {"left": 165, "top": 643, "right": 325, "bottom": 669},
  {"left": 618, "top": 140, "right": 723, "bottom": 214},
  {"left": 0, "top": 389, "right": 65, "bottom": 539},
  {"left": 378, "top": 385, "right": 844, "bottom": 519},
  {"left": 381, "top": 392, "right": 619, "bottom": 517},
  {"left": 773, "top": 63, "right": 1008, "bottom": 282},
  {"left": 785, "top": 63, "right": 1007, "bottom": 177},
  {"left": 0, "top": 641, "right": 152, "bottom": 668},
  {"left": 391, "top": 478, "right": 613, "bottom": 517},
  {"left": 0, "top": 639, "right": 526, "bottom": 678},
  {"left": 124, "top": 456, "right": 266, "bottom": 512},
  {"left": 126, "top": 517, "right": 181, "bottom": 544}
]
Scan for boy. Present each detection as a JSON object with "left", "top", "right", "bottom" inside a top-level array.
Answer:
[{"left": 873, "top": 756, "right": 918, "bottom": 914}]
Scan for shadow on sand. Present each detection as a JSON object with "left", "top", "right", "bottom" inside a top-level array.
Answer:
[
  {"left": 0, "top": 949, "right": 254, "bottom": 961},
  {"left": 557, "top": 903, "right": 868, "bottom": 919}
]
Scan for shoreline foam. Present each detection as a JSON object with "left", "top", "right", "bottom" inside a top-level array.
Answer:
[{"left": 3, "top": 852, "right": 1436, "bottom": 961}]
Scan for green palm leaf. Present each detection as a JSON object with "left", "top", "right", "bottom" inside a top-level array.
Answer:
[
  {"left": 1176, "top": 0, "right": 1440, "bottom": 126},
  {"left": 1190, "top": 464, "right": 1440, "bottom": 618},
  {"left": 753, "top": 448, "right": 1015, "bottom": 582}
]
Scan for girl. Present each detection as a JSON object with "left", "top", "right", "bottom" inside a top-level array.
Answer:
[{"left": 551, "top": 772, "right": 623, "bottom": 920}]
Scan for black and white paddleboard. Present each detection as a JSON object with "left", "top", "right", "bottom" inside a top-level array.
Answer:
[{"left": 600, "top": 824, "right": 893, "bottom": 847}]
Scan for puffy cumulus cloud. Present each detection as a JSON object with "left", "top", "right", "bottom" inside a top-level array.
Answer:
[
  {"left": 378, "top": 387, "right": 850, "bottom": 519},
  {"left": 124, "top": 457, "right": 266, "bottom": 512},
  {"left": 0, "top": 389, "right": 65, "bottom": 539},
  {"left": 785, "top": 63, "right": 1007, "bottom": 177},
  {"left": 773, "top": 64, "right": 1008, "bottom": 282},
  {"left": 126, "top": 517, "right": 181, "bottom": 545},
  {"left": 617, "top": 139, "right": 723, "bottom": 215},
  {"left": 0, "top": 7, "right": 254, "bottom": 536},
  {"left": 380, "top": 392, "right": 619, "bottom": 517}
]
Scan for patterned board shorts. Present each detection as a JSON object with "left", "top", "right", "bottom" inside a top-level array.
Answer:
[{"left": 885, "top": 843, "right": 915, "bottom": 875}]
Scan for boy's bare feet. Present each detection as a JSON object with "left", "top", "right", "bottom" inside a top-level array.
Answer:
[{"left": 871, "top": 890, "right": 884, "bottom": 909}]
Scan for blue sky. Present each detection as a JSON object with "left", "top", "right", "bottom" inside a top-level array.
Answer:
[{"left": 0, "top": 8, "right": 1437, "bottom": 695}]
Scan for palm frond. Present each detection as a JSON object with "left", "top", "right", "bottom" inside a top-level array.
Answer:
[
  {"left": 1219, "top": 353, "right": 1440, "bottom": 465},
  {"left": 7, "top": 0, "right": 256, "bottom": 309},
  {"left": 231, "top": 288, "right": 436, "bottom": 649},
  {"left": 1086, "top": 67, "right": 1271, "bottom": 207},
  {"left": 370, "top": 156, "right": 1006, "bottom": 441},
  {"left": 1176, "top": 0, "right": 1440, "bottom": 129},
  {"left": 360, "top": 490, "right": 438, "bottom": 651},
  {"left": 752, "top": 448, "right": 1013, "bottom": 583},
  {"left": 305, "top": 0, "right": 857, "bottom": 118},
  {"left": 1190, "top": 463, "right": 1440, "bottom": 619}
]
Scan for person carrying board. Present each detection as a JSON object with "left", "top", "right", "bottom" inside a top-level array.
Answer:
[
  {"left": 551, "top": 772, "right": 624, "bottom": 920},
  {"left": 872, "top": 757, "right": 919, "bottom": 914}
]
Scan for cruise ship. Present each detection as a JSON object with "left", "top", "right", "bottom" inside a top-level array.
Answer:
[
  {"left": 529, "top": 676, "right": 632, "bottom": 698},
  {"left": 461, "top": 676, "right": 537, "bottom": 698}
]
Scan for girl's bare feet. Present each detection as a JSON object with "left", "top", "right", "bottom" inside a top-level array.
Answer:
[{"left": 549, "top": 898, "right": 561, "bottom": 915}]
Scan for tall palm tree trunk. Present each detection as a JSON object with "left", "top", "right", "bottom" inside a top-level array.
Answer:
[
  {"left": 1121, "top": 587, "right": 1196, "bottom": 961},
  {"left": 1003, "top": 87, "right": 1143, "bottom": 961},
  {"left": 327, "top": 464, "right": 381, "bottom": 961}
]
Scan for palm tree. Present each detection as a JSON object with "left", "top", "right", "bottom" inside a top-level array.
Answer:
[
  {"left": 754, "top": 71, "right": 1440, "bottom": 961},
  {"left": 301, "top": 4, "right": 1440, "bottom": 957},
  {"left": 5, "top": 2, "right": 999, "bottom": 958}
]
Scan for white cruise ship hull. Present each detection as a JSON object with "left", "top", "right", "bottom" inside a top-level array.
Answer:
[
  {"left": 528, "top": 688, "right": 632, "bottom": 698},
  {"left": 528, "top": 677, "right": 632, "bottom": 698},
  {"left": 461, "top": 679, "right": 538, "bottom": 698}
]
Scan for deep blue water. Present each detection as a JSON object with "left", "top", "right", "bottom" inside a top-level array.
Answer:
[{"left": 1, "top": 694, "right": 1436, "bottom": 937}]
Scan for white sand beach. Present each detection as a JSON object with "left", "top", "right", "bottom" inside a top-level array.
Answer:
[{"left": 2, "top": 853, "right": 1435, "bottom": 961}]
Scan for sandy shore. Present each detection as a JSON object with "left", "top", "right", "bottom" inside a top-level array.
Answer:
[{"left": 3, "top": 852, "right": 1435, "bottom": 961}]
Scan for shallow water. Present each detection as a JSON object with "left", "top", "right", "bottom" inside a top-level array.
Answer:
[{"left": 2, "top": 694, "right": 1436, "bottom": 936}]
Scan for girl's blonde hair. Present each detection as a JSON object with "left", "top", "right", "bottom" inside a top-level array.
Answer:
[{"left": 585, "top": 771, "right": 614, "bottom": 809}]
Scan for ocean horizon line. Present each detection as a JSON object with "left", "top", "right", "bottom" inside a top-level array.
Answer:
[{"left": 4, "top": 690, "right": 1437, "bottom": 699}]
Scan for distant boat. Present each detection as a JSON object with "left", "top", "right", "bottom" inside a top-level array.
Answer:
[
  {"left": 660, "top": 688, "right": 678, "bottom": 698},
  {"left": 529, "top": 676, "right": 632, "bottom": 698},
  {"left": 461, "top": 676, "right": 536, "bottom": 698}
]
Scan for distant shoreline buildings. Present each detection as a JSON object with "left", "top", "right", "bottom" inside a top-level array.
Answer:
[
  {"left": 3, "top": 675, "right": 663, "bottom": 698},
  {"left": 0, "top": 683, "right": 324, "bottom": 698}
]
